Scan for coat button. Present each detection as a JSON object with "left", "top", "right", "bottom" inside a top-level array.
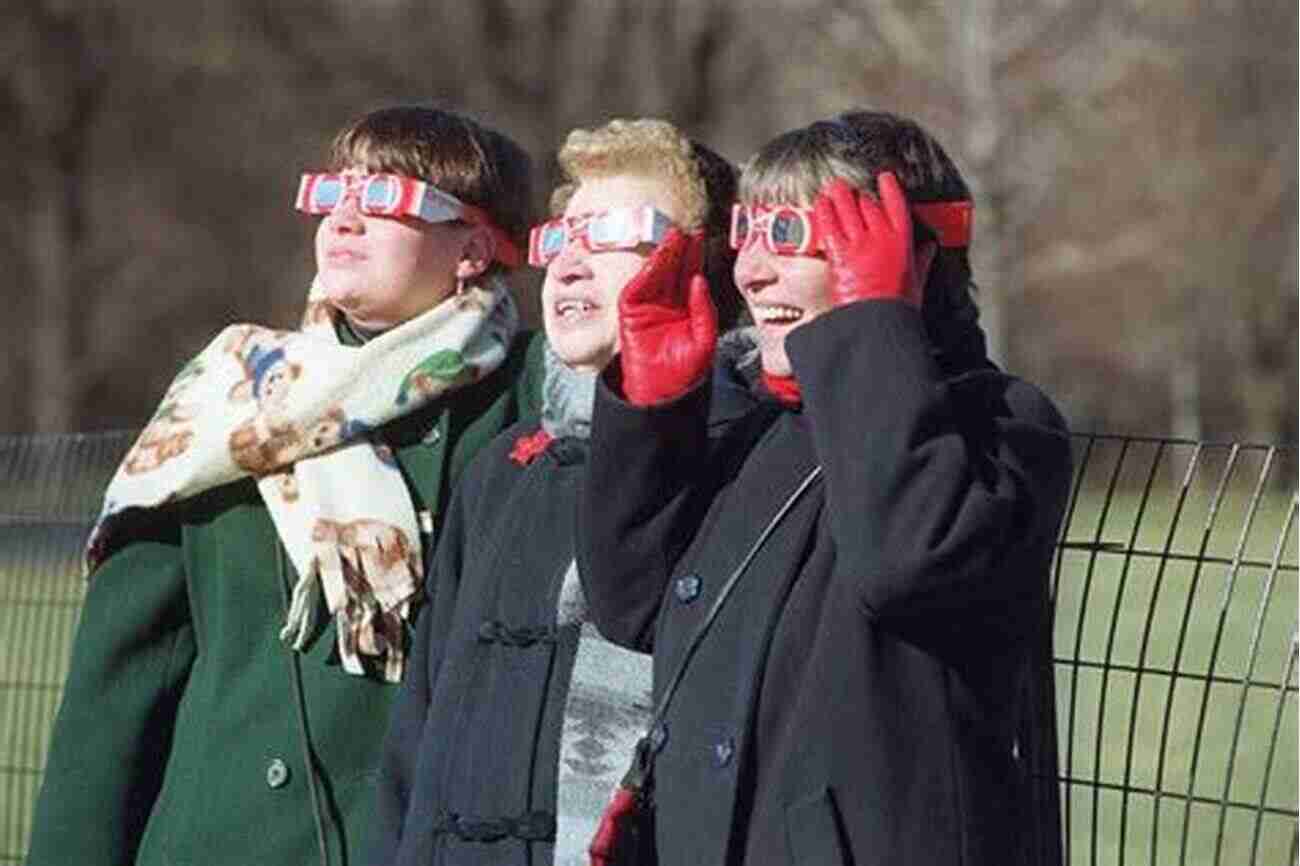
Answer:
[
  {"left": 649, "top": 722, "right": 669, "bottom": 754},
  {"left": 265, "top": 758, "right": 290, "bottom": 789},
  {"left": 674, "top": 574, "right": 702, "bottom": 604},
  {"left": 713, "top": 736, "right": 735, "bottom": 768}
]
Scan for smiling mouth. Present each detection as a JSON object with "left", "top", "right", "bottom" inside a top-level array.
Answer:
[
  {"left": 554, "top": 299, "right": 599, "bottom": 321},
  {"left": 327, "top": 249, "right": 365, "bottom": 263},
  {"left": 751, "top": 304, "right": 804, "bottom": 325}
]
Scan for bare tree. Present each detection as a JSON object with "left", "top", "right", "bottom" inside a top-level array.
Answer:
[
  {"left": 0, "top": 0, "right": 1293, "bottom": 440},
  {"left": 3, "top": 2, "right": 121, "bottom": 432}
]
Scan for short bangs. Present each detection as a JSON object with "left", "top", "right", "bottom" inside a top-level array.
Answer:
[{"left": 739, "top": 125, "right": 872, "bottom": 207}]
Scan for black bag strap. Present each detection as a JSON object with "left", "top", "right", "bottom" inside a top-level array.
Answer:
[{"left": 646, "top": 464, "right": 823, "bottom": 735}]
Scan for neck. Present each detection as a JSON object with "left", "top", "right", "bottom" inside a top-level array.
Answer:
[{"left": 335, "top": 313, "right": 388, "bottom": 346}]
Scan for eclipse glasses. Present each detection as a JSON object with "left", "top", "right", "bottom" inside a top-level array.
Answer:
[
  {"left": 528, "top": 206, "right": 675, "bottom": 267},
  {"left": 729, "top": 199, "right": 974, "bottom": 256},
  {"left": 295, "top": 172, "right": 522, "bottom": 266}
]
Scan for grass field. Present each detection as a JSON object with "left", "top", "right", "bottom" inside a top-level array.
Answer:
[{"left": 0, "top": 433, "right": 1295, "bottom": 864}]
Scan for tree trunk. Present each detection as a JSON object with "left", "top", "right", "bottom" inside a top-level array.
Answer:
[
  {"left": 27, "top": 155, "right": 82, "bottom": 434},
  {"left": 955, "top": 0, "right": 1008, "bottom": 367}
]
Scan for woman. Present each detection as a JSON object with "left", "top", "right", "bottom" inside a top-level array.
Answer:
[
  {"left": 369, "top": 118, "right": 740, "bottom": 866},
  {"left": 578, "top": 111, "right": 1074, "bottom": 865},
  {"left": 27, "top": 105, "right": 544, "bottom": 866}
]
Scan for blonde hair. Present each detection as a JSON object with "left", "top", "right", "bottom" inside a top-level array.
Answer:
[
  {"left": 552, "top": 119, "right": 708, "bottom": 228},
  {"left": 549, "top": 117, "right": 744, "bottom": 329}
]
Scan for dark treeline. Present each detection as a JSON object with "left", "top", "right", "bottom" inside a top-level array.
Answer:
[{"left": 3, "top": 0, "right": 1295, "bottom": 442}]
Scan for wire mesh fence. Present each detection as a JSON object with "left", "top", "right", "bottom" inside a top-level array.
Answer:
[
  {"left": 0, "top": 430, "right": 1295, "bottom": 864},
  {"left": 1054, "top": 435, "right": 1297, "bottom": 866},
  {"left": 0, "top": 431, "right": 137, "bottom": 865}
]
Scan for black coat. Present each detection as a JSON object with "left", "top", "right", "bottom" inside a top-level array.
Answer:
[
  {"left": 372, "top": 421, "right": 593, "bottom": 866},
  {"left": 578, "top": 301, "right": 1073, "bottom": 866}
]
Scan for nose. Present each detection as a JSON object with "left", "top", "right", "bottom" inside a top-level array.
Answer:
[
  {"left": 733, "top": 243, "right": 776, "bottom": 295},
  {"left": 547, "top": 234, "right": 591, "bottom": 282},
  {"left": 324, "top": 191, "right": 365, "bottom": 234}
]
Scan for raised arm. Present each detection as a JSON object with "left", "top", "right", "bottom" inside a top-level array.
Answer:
[
  {"left": 578, "top": 230, "right": 720, "bottom": 651},
  {"left": 790, "top": 176, "right": 1072, "bottom": 641}
]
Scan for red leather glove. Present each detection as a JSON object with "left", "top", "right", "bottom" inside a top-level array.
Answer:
[
  {"left": 618, "top": 229, "right": 718, "bottom": 406},
  {"left": 813, "top": 172, "right": 923, "bottom": 309}
]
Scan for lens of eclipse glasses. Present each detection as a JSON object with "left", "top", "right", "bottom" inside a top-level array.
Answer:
[
  {"left": 362, "top": 177, "right": 398, "bottom": 210},
  {"left": 587, "top": 211, "right": 627, "bottom": 246},
  {"left": 770, "top": 212, "right": 804, "bottom": 247},
  {"left": 312, "top": 178, "right": 343, "bottom": 209}
]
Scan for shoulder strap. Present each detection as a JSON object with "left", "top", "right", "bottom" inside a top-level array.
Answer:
[{"left": 647, "top": 464, "right": 823, "bottom": 732}]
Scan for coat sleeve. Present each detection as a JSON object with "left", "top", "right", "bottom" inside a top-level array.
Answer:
[
  {"left": 368, "top": 464, "right": 474, "bottom": 864},
  {"left": 25, "top": 526, "right": 195, "bottom": 866},
  {"left": 786, "top": 300, "right": 1073, "bottom": 641},
  {"left": 577, "top": 361, "right": 715, "bottom": 651}
]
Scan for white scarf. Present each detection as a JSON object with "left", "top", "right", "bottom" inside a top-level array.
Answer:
[{"left": 87, "top": 278, "right": 519, "bottom": 681}]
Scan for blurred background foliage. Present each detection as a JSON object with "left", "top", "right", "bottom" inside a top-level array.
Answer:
[{"left": 2, "top": 0, "right": 1295, "bottom": 442}]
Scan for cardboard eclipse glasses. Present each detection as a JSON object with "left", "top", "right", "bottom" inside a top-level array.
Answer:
[
  {"left": 730, "top": 199, "right": 974, "bottom": 256},
  {"left": 295, "top": 172, "right": 522, "bottom": 267},
  {"left": 528, "top": 206, "right": 675, "bottom": 268}
]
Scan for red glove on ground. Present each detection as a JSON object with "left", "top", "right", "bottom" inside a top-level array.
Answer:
[
  {"left": 813, "top": 172, "right": 923, "bottom": 309},
  {"left": 618, "top": 229, "right": 718, "bottom": 406}
]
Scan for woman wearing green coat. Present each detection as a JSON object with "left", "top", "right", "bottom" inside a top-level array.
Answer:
[{"left": 26, "top": 105, "right": 543, "bottom": 866}]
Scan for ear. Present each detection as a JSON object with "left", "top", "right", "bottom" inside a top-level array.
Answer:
[{"left": 456, "top": 225, "right": 495, "bottom": 281}]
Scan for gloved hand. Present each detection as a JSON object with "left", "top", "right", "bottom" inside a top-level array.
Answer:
[
  {"left": 813, "top": 172, "right": 923, "bottom": 309},
  {"left": 618, "top": 229, "right": 718, "bottom": 406}
]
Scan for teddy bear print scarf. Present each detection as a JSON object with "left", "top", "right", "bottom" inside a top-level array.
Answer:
[{"left": 87, "top": 277, "right": 519, "bottom": 682}]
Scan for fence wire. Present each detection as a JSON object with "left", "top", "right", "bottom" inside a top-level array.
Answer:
[
  {"left": 0, "top": 431, "right": 137, "bottom": 865},
  {"left": 1054, "top": 435, "right": 1297, "bottom": 866},
  {"left": 0, "top": 431, "right": 1295, "bottom": 865}
]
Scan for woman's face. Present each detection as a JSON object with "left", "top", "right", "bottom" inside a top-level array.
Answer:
[
  {"left": 732, "top": 207, "right": 833, "bottom": 377},
  {"left": 313, "top": 167, "right": 475, "bottom": 330},
  {"left": 541, "top": 174, "right": 685, "bottom": 374}
]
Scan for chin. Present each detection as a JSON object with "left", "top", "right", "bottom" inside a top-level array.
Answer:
[{"left": 754, "top": 336, "right": 791, "bottom": 378}]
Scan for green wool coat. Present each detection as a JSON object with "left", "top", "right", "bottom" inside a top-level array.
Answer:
[{"left": 26, "top": 332, "right": 544, "bottom": 866}]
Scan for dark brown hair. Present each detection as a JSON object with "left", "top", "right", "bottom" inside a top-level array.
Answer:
[
  {"left": 329, "top": 106, "right": 533, "bottom": 272},
  {"left": 741, "top": 110, "right": 987, "bottom": 370}
]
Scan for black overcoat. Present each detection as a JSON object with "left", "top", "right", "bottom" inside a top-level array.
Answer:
[
  {"left": 578, "top": 300, "right": 1073, "bottom": 866},
  {"left": 372, "top": 422, "right": 592, "bottom": 866}
]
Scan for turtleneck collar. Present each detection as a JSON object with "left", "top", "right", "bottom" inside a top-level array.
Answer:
[{"left": 540, "top": 342, "right": 597, "bottom": 441}]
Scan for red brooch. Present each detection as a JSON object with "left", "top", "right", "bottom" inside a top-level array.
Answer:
[{"left": 509, "top": 428, "right": 553, "bottom": 466}]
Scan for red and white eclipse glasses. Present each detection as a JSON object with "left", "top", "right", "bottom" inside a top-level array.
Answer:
[
  {"left": 295, "top": 172, "right": 521, "bottom": 266},
  {"left": 730, "top": 198, "right": 974, "bottom": 256},
  {"left": 528, "top": 206, "right": 675, "bottom": 268}
]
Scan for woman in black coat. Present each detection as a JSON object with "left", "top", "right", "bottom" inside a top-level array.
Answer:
[
  {"left": 368, "top": 117, "right": 742, "bottom": 866},
  {"left": 578, "top": 111, "right": 1074, "bottom": 866}
]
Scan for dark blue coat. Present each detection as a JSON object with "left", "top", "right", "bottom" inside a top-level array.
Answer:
[{"left": 371, "top": 422, "right": 592, "bottom": 866}]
